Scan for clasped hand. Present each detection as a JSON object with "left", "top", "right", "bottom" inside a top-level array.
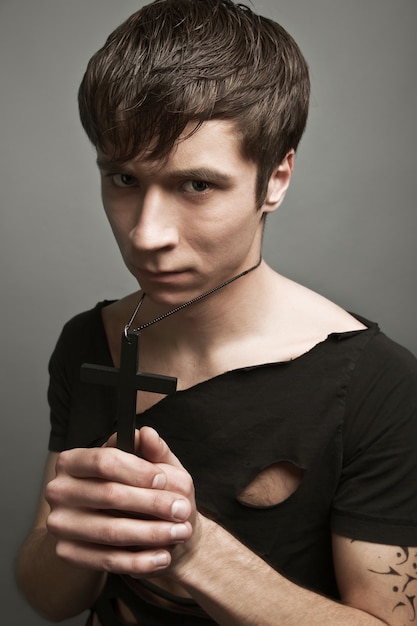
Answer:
[{"left": 45, "top": 427, "right": 196, "bottom": 577}]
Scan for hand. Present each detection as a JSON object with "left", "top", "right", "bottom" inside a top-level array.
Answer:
[{"left": 45, "top": 427, "right": 194, "bottom": 577}]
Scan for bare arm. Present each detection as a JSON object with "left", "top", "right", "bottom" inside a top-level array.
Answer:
[
  {"left": 333, "top": 535, "right": 417, "bottom": 626},
  {"left": 170, "top": 515, "right": 404, "bottom": 626},
  {"left": 141, "top": 429, "right": 414, "bottom": 625},
  {"left": 38, "top": 429, "right": 414, "bottom": 625},
  {"left": 15, "top": 452, "right": 106, "bottom": 621}
]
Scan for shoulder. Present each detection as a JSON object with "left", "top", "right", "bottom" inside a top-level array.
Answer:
[
  {"left": 346, "top": 326, "right": 417, "bottom": 411},
  {"left": 265, "top": 271, "right": 365, "bottom": 334},
  {"left": 339, "top": 323, "right": 417, "bottom": 505},
  {"left": 342, "top": 320, "right": 417, "bottom": 429},
  {"left": 61, "top": 300, "right": 113, "bottom": 332},
  {"left": 332, "top": 324, "right": 417, "bottom": 547},
  {"left": 56, "top": 301, "right": 114, "bottom": 350},
  {"left": 50, "top": 300, "right": 115, "bottom": 371},
  {"left": 262, "top": 272, "right": 367, "bottom": 358},
  {"left": 346, "top": 322, "right": 417, "bottom": 429},
  {"left": 358, "top": 325, "right": 417, "bottom": 372},
  {"left": 52, "top": 294, "right": 142, "bottom": 368},
  {"left": 343, "top": 326, "right": 417, "bottom": 458}
]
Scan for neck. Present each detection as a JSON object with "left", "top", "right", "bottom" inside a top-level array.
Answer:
[{"left": 127, "top": 256, "right": 262, "bottom": 334}]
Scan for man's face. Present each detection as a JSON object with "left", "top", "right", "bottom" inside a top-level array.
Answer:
[{"left": 98, "top": 120, "right": 276, "bottom": 307}]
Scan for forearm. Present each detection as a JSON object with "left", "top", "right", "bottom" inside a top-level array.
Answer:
[
  {"left": 16, "top": 527, "right": 106, "bottom": 621},
  {"left": 173, "top": 516, "right": 386, "bottom": 626}
]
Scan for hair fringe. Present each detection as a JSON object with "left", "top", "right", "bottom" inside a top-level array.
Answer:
[{"left": 78, "top": 0, "right": 310, "bottom": 204}]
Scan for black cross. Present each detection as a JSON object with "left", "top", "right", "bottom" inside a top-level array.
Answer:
[{"left": 81, "top": 330, "right": 177, "bottom": 453}]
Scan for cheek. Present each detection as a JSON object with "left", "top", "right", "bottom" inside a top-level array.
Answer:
[
  {"left": 102, "top": 202, "right": 120, "bottom": 232},
  {"left": 102, "top": 196, "right": 133, "bottom": 234},
  {"left": 216, "top": 207, "right": 260, "bottom": 239},
  {"left": 101, "top": 204, "right": 131, "bottom": 253},
  {"left": 192, "top": 211, "right": 260, "bottom": 259}
]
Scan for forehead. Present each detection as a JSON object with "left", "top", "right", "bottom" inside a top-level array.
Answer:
[{"left": 97, "top": 120, "right": 253, "bottom": 175}]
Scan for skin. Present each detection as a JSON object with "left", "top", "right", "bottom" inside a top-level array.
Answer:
[
  {"left": 96, "top": 120, "right": 281, "bottom": 309},
  {"left": 16, "top": 121, "right": 416, "bottom": 625}
]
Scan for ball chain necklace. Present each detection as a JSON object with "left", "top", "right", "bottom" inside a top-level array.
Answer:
[
  {"left": 124, "top": 255, "right": 262, "bottom": 337},
  {"left": 81, "top": 256, "right": 262, "bottom": 453}
]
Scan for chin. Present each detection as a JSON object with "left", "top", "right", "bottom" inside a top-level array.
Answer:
[{"left": 137, "top": 285, "right": 193, "bottom": 308}]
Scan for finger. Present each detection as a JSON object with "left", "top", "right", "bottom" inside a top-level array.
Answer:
[
  {"left": 46, "top": 477, "right": 191, "bottom": 522},
  {"left": 137, "top": 427, "right": 186, "bottom": 469},
  {"left": 104, "top": 429, "right": 191, "bottom": 496},
  {"left": 104, "top": 429, "right": 142, "bottom": 451},
  {"left": 135, "top": 428, "right": 195, "bottom": 496},
  {"left": 47, "top": 508, "right": 192, "bottom": 547},
  {"left": 56, "top": 447, "right": 167, "bottom": 490},
  {"left": 55, "top": 540, "right": 172, "bottom": 576}
]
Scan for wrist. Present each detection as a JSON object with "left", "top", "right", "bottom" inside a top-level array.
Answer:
[{"left": 169, "top": 512, "right": 217, "bottom": 583}]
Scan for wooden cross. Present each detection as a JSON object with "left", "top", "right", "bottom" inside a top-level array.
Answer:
[{"left": 81, "top": 330, "right": 177, "bottom": 453}]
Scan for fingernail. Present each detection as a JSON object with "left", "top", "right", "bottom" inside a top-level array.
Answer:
[
  {"left": 170, "top": 523, "right": 189, "bottom": 540},
  {"left": 152, "top": 473, "right": 165, "bottom": 489},
  {"left": 153, "top": 552, "right": 169, "bottom": 567},
  {"left": 171, "top": 500, "right": 188, "bottom": 521}
]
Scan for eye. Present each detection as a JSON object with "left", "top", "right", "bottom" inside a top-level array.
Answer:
[
  {"left": 111, "top": 173, "right": 137, "bottom": 188},
  {"left": 182, "top": 180, "right": 211, "bottom": 193}
]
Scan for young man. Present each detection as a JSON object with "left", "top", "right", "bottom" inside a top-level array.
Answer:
[{"left": 16, "top": 1, "right": 417, "bottom": 624}]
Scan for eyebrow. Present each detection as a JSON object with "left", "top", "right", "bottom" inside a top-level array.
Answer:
[
  {"left": 168, "top": 168, "right": 233, "bottom": 184},
  {"left": 96, "top": 158, "right": 233, "bottom": 184}
]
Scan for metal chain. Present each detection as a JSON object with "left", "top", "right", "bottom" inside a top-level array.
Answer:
[{"left": 124, "top": 256, "right": 262, "bottom": 337}]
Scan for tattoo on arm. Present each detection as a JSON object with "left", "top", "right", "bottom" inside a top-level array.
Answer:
[{"left": 364, "top": 545, "right": 417, "bottom": 623}]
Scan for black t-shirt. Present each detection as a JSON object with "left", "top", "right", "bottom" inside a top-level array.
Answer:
[{"left": 47, "top": 301, "right": 417, "bottom": 622}]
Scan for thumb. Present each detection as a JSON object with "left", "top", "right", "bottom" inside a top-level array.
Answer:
[
  {"left": 137, "top": 426, "right": 185, "bottom": 470},
  {"left": 102, "top": 431, "right": 118, "bottom": 447}
]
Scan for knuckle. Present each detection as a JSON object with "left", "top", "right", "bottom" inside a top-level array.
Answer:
[
  {"left": 93, "top": 449, "right": 116, "bottom": 478},
  {"left": 100, "top": 481, "right": 122, "bottom": 507},
  {"left": 167, "top": 467, "right": 194, "bottom": 496},
  {"left": 130, "top": 551, "right": 154, "bottom": 576},
  {"left": 46, "top": 510, "right": 63, "bottom": 535},
  {"left": 55, "top": 540, "right": 70, "bottom": 560},
  {"left": 150, "top": 490, "right": 170, "bottom": 516},
  {"left": 102, "top": 554, "right": 117, "bottom": 573},
  {"left": 44, "top": 480, "right": 57, "bottom": 505},
  {"left": 45, "top": 476, "right": 72, "bottom": 507},
  {"left": 132, "top": 459, "right": 157, "bottom": 488},
  {"left": 98, "top": 522, "right": 118, "bottom": 546},
  {"left": 45, "top": 513, "right": 56, "bottom": 534},
  {"left": 149, "top": 523, "right": 164, "bottom": 545},
  {"left": 55, "top": 451, "right": 70, "bottom": 474}
]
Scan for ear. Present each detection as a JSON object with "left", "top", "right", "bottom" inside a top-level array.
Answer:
[{"left": 262, "top": 150, "right": 294, "bottom": 214}]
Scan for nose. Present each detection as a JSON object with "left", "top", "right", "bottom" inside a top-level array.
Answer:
[{"left": 130, "top": 187, "right": 179, "bottom": 251}]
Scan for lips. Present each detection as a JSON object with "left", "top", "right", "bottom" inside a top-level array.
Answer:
[{"left": 138, "top": 267, "right": 189, "bottom": 283}]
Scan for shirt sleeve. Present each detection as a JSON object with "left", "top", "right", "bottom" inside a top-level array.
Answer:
[
  {"left": 331, "top": 332, "right": 417, "bottom": 545},
  {"left": 47, "top": 302, "right": 117, "bottom": 452},
  {"left": 47, "top": 324, "right": 74, "bottom": 452}
]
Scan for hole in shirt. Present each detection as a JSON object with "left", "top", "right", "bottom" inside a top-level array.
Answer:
[{"left": 237, "top": 461, "right": 305, "bottom": 508}]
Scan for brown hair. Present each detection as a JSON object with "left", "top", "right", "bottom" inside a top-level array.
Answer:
[{"left": 78, "top": 0, "right": 310, "bottom": 204}]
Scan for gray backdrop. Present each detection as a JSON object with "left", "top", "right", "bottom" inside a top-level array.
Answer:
[{"left": 1, "top": 1, "right": 416, "bottom": 624}]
